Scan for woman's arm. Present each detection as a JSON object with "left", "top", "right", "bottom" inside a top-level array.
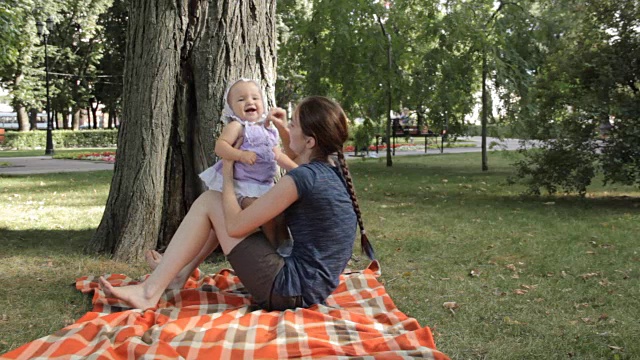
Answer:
[
  {"left": 216, "top": 121, "right": 256, "bottom": 165},
  {"left": 222, "top": 159, "right": 298, "bottom": 238},
  {"left": 274, "top": 146, "right": 298, "bottom": 172}
]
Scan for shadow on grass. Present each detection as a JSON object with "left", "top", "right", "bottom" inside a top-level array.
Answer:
[{"left": 0, "top": 228, "right": 95, "bottom": 256}]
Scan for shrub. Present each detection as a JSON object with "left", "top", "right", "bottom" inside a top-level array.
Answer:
[
  {"left": 351, "top": 120, "right": 375, "bottom": 154},
  {"left": 2, "top": 129, "right": 118, "bottom": 149},
  {"left": 509, "top": 116, "right": 599, "bottom": 196}
]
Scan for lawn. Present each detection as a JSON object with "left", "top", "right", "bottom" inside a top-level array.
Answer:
[
  {"left": 1, "top": 152, "right": 639, "bottom": 359},
  {"left": 0, "top": 148, "right": 117, "bottom": 158}
]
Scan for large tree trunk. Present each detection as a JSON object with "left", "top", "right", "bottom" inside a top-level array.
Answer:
[{"left": 87, "top": 0, "right": 277, "bottom": 262}]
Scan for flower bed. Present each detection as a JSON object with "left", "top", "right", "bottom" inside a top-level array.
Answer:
[
  {"left": 75, "top": 151, "right": 116, "bottom": 163},
  {"left": 344, "top": 143, "right": 427, "bottom": 152}
]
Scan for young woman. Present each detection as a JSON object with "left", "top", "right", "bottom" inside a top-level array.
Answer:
[{"left": 100, "top": 96, "right": 373, "bottom": 311}]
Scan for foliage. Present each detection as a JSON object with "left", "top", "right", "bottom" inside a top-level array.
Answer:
[
  {"left": 3, "top": 129, "right": 118, "bottom": 149},
  {"left": 511, "top": 0, "right": 640, "bottom": 194},
  {"left": 601, "top": 100, "right": 640, "bottom": 188},
  {"left": 93, "top": 0, "right": 126, "bottom": 119},
  {"left": 351, "top": 119, "right": 375, "bottom": 153},
  {"left": 510, "top": 116, "right": 599, "bottom": 196},
  {"left": 0, "top": 0, "right": 117, "bottom": 130}
]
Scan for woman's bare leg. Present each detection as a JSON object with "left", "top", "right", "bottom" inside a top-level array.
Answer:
[{"left": 99, "top": 191, "right": 244, "bottom": 309}]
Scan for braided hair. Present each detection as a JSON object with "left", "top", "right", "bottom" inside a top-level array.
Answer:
[
  {"left": 336, "top": 150, "right": 375, "bottom": 260},
  {"left": 295, "top": 96, "right": 375, "bottom": 260}
]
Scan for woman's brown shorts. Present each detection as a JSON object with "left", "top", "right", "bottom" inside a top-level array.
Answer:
[{"left": 226, "top": 231, "right": 302, "bottom": 311}]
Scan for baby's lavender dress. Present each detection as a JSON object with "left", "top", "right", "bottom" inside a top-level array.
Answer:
[{"left": 199, "top": 119, "right": 279, "bottom": 198}]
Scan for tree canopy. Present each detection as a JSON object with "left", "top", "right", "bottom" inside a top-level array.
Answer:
[{"left": 1, "top": 0, "right": 638, "bottom": 198}]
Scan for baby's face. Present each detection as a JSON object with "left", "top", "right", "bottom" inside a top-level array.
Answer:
[{"left": 227, "top": 81, "right": 264, "bottom": 122}]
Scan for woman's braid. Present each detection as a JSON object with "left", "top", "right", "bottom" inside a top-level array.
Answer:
[{"left": 337, "top": 151, "right": 375, "bottom": 260}]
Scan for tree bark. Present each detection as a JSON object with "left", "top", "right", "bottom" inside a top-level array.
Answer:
[
  {"left": 17, "top": 106, "right": 29, "bottom": 130},
  {"left": 62, "top": 111, "right": 70, "bottom": 129},
  {"left": 87, "top": 0, "right": 277, "bottom": 262},
  {"left": 91, "top": 101, "right": 99, "bottom": 129},
  {"left": 22, "top": 107, "right": 33, "bottom": 131},
  {"left": 72, "top": 109, "right": 81, "bottom": 130},
  {"left": 108, "top": 109, "right": 115, "bottom": 129}
]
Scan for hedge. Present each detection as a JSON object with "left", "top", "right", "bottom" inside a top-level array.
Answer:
[{"left": 1, "top": 129, "right": 118, "bottom": 149}]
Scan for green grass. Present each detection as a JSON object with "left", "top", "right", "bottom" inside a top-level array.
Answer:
[
  {"left": 1, "top": 152, "right": 639, "bottom": 359},
  {"left": 0, "top": 148, "right": 116, "bottom": 158}
]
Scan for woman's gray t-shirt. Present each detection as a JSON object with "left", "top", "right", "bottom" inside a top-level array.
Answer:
[{"left": 272, "top": 161, "right": 357, "bottom": 307}]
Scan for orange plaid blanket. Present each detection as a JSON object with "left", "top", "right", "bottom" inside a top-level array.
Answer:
[{"left": 2, "top": 261, "right": 449, "bottom": 359}]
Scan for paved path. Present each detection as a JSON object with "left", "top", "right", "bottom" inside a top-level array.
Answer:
[
  {"left": 348, "top": 136, "right": 526, "bottom": 158},
  {"left": 0, "top": 137, "right": 526, "bottom": 175},
  {"left": 0, "top": 156, "right": 114, "bottom": 175}
]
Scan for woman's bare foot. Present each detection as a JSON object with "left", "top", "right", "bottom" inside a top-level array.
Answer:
[
  {"left": 98, "top": 276, "right": 160, "bottom": 310},
  {"left": 143, "top": 250, "right": 189, "bottom": 290}
]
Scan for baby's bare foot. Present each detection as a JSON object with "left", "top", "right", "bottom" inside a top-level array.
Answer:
[{"left": 98, "top": 276, "right": 160, "bottom": 310}]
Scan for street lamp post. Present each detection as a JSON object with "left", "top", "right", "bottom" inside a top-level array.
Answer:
[{"left": 36, "top": 17, "right": 55, "bottom": 155}]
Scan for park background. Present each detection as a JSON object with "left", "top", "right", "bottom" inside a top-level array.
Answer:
[{"left": 1, "top": 0, "right": 639, "bottom": 359}]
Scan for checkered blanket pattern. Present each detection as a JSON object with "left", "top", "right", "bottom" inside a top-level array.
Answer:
[{"left": 2, "top": 261, "right": 449, "bottom": 359}]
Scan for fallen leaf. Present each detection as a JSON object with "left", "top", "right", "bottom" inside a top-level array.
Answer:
[
  {"left": 513, "top": 289, "right": 528, "bottom": 295},
  {"left": 608, "top": 345, "right": 623, "bottom": 351},
  {"left": 503, "top": 316, "right": 526, "bottom": 325},
  {"left": 443, "top": 301, "right": 459, "bottom": 310},
  {"left": 493, "top": 289, "right": 507, "bottom": 296},
  {"left": 469, "top": 269, "right": 481, "bottom": 277},
  {"left": 580, "top": 272, "right": 600, "bottom": 280},
  {"left": 1, "top": 314, "right": 7, "bottom": 321},
  {"left": 505, "top": 264, "right": 517, "bottom": 272},
  {"left": 543, "top": 201, "right": 555, "bottom": 205}
]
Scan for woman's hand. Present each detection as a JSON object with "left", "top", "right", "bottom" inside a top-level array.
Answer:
[
  {"left": 266, "top": 107, "right": 295, "bottom": 160},
  {"left": 222, "top": 158, "right": 235, "bottom": 181},
  {"left": 266, "top": 107, "right": 287, "bottom": 129}
]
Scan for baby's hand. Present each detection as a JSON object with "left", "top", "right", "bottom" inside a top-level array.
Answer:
[
  {"left": 239, "top": 150, "right": 257, "bottom": 165},
  {"left": 266, "top": 107, "right": 287, "bottom": 128}
]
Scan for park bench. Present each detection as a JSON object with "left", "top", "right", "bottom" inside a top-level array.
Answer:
[{"left": 373, "top": 119, "right": 446, "bottom": 155}]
